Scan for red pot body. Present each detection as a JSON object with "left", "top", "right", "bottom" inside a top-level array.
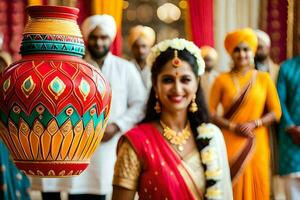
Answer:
[{"left": 0, "top": 6, "right": 111, "bottom": 177}]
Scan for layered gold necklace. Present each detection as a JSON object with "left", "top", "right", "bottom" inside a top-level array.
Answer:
[{"left": 160, "top": 120, "right": 192, "bottom": 152}]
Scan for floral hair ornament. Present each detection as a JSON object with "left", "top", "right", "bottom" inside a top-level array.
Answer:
[{"left": 147, "top": 38, "right": 205, "bottom": 75}]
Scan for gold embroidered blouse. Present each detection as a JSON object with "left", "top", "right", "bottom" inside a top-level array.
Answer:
[{"left": 113, "top": 139, "right": 205, "bottom": 191}]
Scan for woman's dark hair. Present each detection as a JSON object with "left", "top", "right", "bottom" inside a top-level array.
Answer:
[{"left": 141, "top": 47, "right": 210, "bottom": 149}]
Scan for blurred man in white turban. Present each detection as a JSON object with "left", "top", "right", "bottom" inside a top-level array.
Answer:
[
  {"left": 37, "top": 14, "right": 147, "bottom": 200},
  {"left": 81, "top": 14, "right": 117, "bottom": 62},
  {"left": 199, "top": 46, "right": 219, "bottom": 105},
  {"left": 255, "top": 29, "right": 280, "bottom": 82},
  {"left": 128, "top": 25, "right": 155, "bottom": 91},
  {"left": 255, "top": 29, "right": 284, "bottom": 200}
]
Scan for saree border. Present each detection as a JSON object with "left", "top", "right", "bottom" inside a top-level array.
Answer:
[
  {"left": 224, "top": 71, "right": 258, "bottom": 184},
  {"left": 150, "top": 124, "right": 204, "bottom": 199},
  {"left": 230, "top": 138, "right": 256, "bottom": 185},
  {"left": 178, "top": 163, "right": 203, "bottom": 200},
  {"left": 224, "top": 71, "right": 257, "bottom": 119},
  {"left": 157, "top": 125, "right": 204, "bottom": 200}
]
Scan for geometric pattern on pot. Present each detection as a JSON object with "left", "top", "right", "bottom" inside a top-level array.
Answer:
[
  {"left": 22, "top": 34, "right": 84, "bottom": 44},
  {"left": 0, "top": 104, "right": 106, "bottom": 162},
  {"left": 21, "top": 38, "right": 85, "bottom": 57},
  {"left": 0, "top": 57, "right": 111, "bottom": 177},
  {"left": 0, "top": 58, "right": 111, "bottom": 117}
]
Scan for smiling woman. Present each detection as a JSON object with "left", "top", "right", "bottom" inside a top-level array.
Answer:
[
  {"left": 112, "top": 38, "right": 233, "bottom": 200},
  {"left": 155, "top": 54, "right": 198, "bottom": 115}
]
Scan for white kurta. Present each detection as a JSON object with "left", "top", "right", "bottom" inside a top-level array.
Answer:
[
  {"left": 131, "top": 60, "right": 152, "bottom": 92},
  {"left": 200, "top": 69, "right": 219, "bottom": 105},
  {"left": 31, "top": 52, "right": 147, "bottom": 195}
]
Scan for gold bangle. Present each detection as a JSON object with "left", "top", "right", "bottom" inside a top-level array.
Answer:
[
  {"left": 254, "top": 119, "right": 262, "bottom": 127},
  {"left": 228, "top": 122, "right": 235, "bottom": 131}
]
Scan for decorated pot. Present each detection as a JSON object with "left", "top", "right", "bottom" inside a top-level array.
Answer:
[{"left": 0, "top": 6, "right": 111, "bottom": 177}]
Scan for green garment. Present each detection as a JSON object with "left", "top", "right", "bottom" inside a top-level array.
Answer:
[
  {"left": 0, "top": 140, "right": 31, "bottom": 200},
  {"left": 277, "top": 55, "right": 300, "bottom": 175}
]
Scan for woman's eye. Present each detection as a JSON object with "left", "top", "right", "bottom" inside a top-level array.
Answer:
[
  {"left": 162, "top": 77, "right": 173, "bottom": 83},
  {"left": 233, "top": 48, "right": 240, "bottom": 53},
  {"left": 181, "top": 77, "right": 191, "bottom": 83},
  {"left": 233, "top": 47, "right": 250, "bottom": 53}
]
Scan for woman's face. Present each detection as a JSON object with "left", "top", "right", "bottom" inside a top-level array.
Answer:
[
  {"left": 231, "top": 42, "right": 254, "bottom": 69},
  {"left": 154, "top": 59, "right": 198, "bottom": 113}
]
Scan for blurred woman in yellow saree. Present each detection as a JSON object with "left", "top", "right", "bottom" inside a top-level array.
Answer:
[{"left": 209, "top": 28, "right": 282, "bottom": 200}]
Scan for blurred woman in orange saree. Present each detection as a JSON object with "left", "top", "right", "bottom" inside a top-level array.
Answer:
[{"left": 209, "top": 28, "right": 282, "bottom": 200}]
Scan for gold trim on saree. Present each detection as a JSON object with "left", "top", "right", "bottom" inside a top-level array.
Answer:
[
  {"left": 230, "top": 138, "right": 256, "bottom": 185},
  {"left": 112, "top": 177, "right": 137, "bottom": 191},
  {"left": 178, "top": 163, "right": 203, "bottom": 200}
]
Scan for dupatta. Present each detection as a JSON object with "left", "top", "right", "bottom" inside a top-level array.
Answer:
[
  {"left": 223, "top": 71, "right": 257, "bottom": 184},
  {"left": 124, "top": 123, "right": 203, "bottom": 200}
]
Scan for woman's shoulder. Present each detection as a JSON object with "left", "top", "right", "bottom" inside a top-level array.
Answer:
[
  {"left": 134, "top": 122, "right": 155, "bottom": 130},
  {"left": 123, "top": 122, "right": 157, "bottom": 154},
  {"left": 196, "top": 123, "right": 222, "bottom": 138},
  {"left": 214, "top": 72, "right": 231, "bottom": 83},
  {"left": 255, "top": 70, "right": 272, "bottom": 81},
  {"left": 198, "top": 122, "right": 221, "bottom": 130},
  {"left": 217, "top": 72, "right": 231, "bottom": 78},
  {"left": 256, "top": 70, "right": 270, "bottom": 77},
  {"left": 197, "top": 123, "right": 226, "bottom": 151},
  {"left": 125, "top": 122, "right": 155, "bottom": 136}
]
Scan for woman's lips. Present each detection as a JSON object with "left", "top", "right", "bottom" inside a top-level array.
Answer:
[{"left": 169, "top": 96, "right": 184, "bottom": 103}]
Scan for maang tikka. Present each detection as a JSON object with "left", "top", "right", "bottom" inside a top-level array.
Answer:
[{"left": 172, "top": 50, "right": 182, "bottom": 68}]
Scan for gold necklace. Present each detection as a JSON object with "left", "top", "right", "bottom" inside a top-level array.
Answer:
[
  {"left": 231, "top": 69, "right": 255, "bottom": 93},
  {"left": 230, "top": 73, "right": 241, "bottom": 93},
  {"left": 160, "top": 121, "right": 192, "bottom": 152}
]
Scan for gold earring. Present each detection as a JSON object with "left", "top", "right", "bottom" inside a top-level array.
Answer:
[
  {"left": 189, "top": 94, "right": 198, "bottom": 113},
  {"left": 154, "top": 94, "right": 161, "bottom": 113}
]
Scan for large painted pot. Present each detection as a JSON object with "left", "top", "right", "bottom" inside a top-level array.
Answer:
[{"left": 0, "top": 6, "right": 111, "bottom": 177}]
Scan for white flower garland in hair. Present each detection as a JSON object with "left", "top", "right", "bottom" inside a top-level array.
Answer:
[
  {"left": 197, "top": 123, "right": 223, "bottom": 200},
  {"left": 147, "top": 38, "right": 205, "bottom": 75}
]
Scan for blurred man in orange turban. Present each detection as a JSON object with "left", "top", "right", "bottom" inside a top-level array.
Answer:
[
  {"left": 200, "top": 46, "right": 219, "bottom": 105},
  {"left": 128, "top": 25, "right": 155, "bottom": 91}
]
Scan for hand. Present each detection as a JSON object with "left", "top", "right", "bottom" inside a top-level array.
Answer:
[
  {"left": 235, "top": 122, "right": 256, "bottom": 138},
  {"left": 102, "top": 123, "right": 120, "bottom": 142},
  {"left": 287, "top": 126, "right": 300, "bottom": 146}
]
